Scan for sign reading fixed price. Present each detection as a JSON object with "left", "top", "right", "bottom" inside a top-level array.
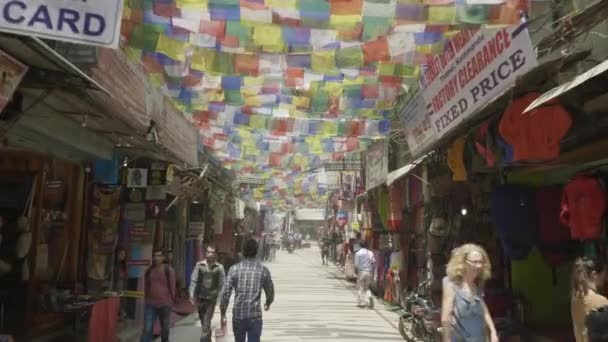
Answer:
[
  {"left": 423, "top": 24, "right": 537, "bottom": 138},
  {"left": 398, "top": 23, "right": 537, "bottom": 157},
  {"left": 0, "top": 0, "right": 124, "bottom": 48}
]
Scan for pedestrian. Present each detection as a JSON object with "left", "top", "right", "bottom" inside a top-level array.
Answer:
[
  {"left": 354, "top": 240, "right": 375, "bottom": 309},
  {"left": 320, "top": 234, "right": 330, "bottom": 265},
  {"left": 440, "top": 243, "right": 498, "bottom": 342},
  {"left": 220, "top": 239, "right": 275, "bottom": 342},
  {"left": 571, "top": 257, "right": 608, "bottom": 342},
  {"left": 141, "top": 249, "right": 176, "bottom": 342},
  {"left": 586, "top": 305, "right": 608, "bottom": 342},
  {"left": 189, "top": 246, "right": 226, "bottom": 342}
]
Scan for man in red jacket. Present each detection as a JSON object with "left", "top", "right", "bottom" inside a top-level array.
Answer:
[{"left": 141, "top": 249, "right": 176, "bottom": 342}]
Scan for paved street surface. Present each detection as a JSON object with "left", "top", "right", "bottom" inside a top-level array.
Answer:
[{"left": 167, "top": 246, "right": 403, "bottom": 341}]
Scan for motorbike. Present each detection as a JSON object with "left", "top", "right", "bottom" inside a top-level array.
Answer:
[{"left": 398, "top": 280, "right": 442, "bottom": 342}]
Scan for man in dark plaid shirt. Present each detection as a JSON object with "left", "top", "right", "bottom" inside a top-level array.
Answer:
[{"left": 220, "top": 239, "right": 275, "bottom": 342}]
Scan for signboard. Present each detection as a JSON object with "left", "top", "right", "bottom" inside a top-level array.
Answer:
[
  {"left": 324, "top": 161, "right": 362, "bottom": 172},
  {"left": 0, "top": 0, "right": 124, "bottom": 48},
  {"left": 53, "top": 42, "right": 98, "bottom": 68},
  {"left": 399, "top": 90, "right": 437, "bottom": 157},
  {"left": 238, "top": 176, "right": 265, "bottom": 186},
  {"left": 365, "top": 140, "right": 388, "bottom": 191},
  {"left": 425, "top": 24, "right": 537, "bottom": 138},
  {"left": 399, "top": 24, "right": 537, "bottom": 156},
  {"left": 0, "top": 49, "right": 27, "bottom": 114}
]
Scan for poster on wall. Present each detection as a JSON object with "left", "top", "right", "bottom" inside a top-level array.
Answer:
[
  {"left": 0, "top": 0, "right": 124, "bottom": 48},
  {"left": 0, "top": 49, "right": 27, "bottom": 114},
  {"left": 365, "top": 140, "right": 388, "bottom": 191},
  {"left": 127, "top": 169, "right": 148, "bottom": 188}
]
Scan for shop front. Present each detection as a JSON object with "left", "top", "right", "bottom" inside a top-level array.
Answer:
[{"left": 392, "top": 24, "right": 608, "bottom": 340}]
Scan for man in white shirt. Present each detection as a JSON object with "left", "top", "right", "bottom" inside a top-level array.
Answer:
[{"left": 354, "top": 241, "right": 376, "bottom": 309}]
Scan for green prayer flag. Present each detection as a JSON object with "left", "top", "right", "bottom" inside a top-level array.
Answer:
[
  {"left": 335, "top": 46, "right": 364, "bottom": 69},
  {"left": 362, "top": 16, "right": 390, "bottom": 41},
  {"left": 225, "top": 90, "right": 244, "bottom": 105}
]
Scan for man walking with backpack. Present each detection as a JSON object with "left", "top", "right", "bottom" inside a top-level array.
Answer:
[
  {"left": 189, "top": 246, "right": 226, "bottom": 342},
  {"left": 142, "top": 249, "right": 176, "bottom": 342}
]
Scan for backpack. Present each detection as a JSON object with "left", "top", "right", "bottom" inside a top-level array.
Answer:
[{"left": 145, "top": 264, "right": 173, "bottom": 300}]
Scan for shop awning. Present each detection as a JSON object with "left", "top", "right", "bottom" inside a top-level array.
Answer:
[
  {"left": 524, "top": 59, "right": 608, "bottom": 113},
  {"left": 385, "top": 155, "right": 427, "bottom": 187}
]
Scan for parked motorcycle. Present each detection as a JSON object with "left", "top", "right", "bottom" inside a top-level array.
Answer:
[{"left": 398, "top": 280, "right": 442, "bottom": 342}]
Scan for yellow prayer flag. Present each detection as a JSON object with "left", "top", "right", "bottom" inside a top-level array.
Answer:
[
  {"left": 311, "top": 50, "right": 336, "bottom": 73},
  {"left": 156, "top": 34, "right": 187, "bottom": 61},
  {"left": 293, "top": 96, "right": 311, "bottom": 109},
  {"left": 245, "top": 95, "right": 262, "bottom": 107},
  {"left": 177, "top": 0, "right": 208, "bottom": 8},
  {"left": 191, "top": 48, "right": 212, "bottom": 72},
  {"left": 244, "top": 76, "right": 264, "bottom": 87},
  {"left": 203, "top": 89, "right": 223, "bottom": 102},
  {"left": 266, "top": 0, "right": 297, "bottom": 9},
  {"left": 330, "top": 15, "right": 362, "bottom": 29},
  {"left": 306, "top": 137, "right": 323, "bottom": 154},
  {"left": 321, "top": 121, "right": 338, "bottom": 136},
  {"left": 250, "top": 115, "right": 268, "bottom": 129},
  {"left": 428, "top": 6, "right": 456, "bottom": 24},
  {"left": 324, "top": 82, "right": 343, "bottom": 97},
  {"left": 253, "top": 24, "right": 285, "bottom": 52}
]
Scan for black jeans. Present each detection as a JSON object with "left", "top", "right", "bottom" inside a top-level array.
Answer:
[{"left": 197, "top": 299, "right": 216, "bottom": 342}]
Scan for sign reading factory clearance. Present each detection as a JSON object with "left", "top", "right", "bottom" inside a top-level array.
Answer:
[
  {"left": 400, "top": 23, "right": 538, "bottom": 156},
  {"left": 0, "top": 0, "right": 123, "bottom": 48}
]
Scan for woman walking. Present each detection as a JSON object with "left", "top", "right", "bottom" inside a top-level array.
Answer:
[
  {"left": 440, "top": 244, "right": 498, "bottom": 342},
  {"left": 571, "top": 257, "right": 608, "bottom": 342}
]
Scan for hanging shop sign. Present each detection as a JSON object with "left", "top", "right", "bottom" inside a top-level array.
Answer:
[
  {"left": 365, "top": 140, "right": 388, "bottom": 191},
  {"left": 399, "top": 90, "right": 437, "bottom": 157},
  {"left": 0, "top": 49, "right": 27, "bottom": 114},
  {"left": 0, "top": 0, "right": 124, "bottom": 48},
  {"left": 425, "top": 24, "right": 537, "bottom": 138},
  {"left": 324, "top": 161, "right": 362, "bottom": 172},
  {"left": 399, "top": 24, "right": 537, "bottom": 156}
]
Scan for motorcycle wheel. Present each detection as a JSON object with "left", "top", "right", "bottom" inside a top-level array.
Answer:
[{"left": 398, "top": 316, "right": 422, "bottom": 342}]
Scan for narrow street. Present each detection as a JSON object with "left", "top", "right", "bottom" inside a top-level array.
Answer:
[{"left": 168, "top": 246, "right": 404, "bottom": 342}]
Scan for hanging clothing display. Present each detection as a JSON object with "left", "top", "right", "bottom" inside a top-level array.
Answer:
[
  {"left": 388, "top": 180, "right": 404, "bottom": 232},
  {"left": 88, "top": 185, "right": 122, "bottom": 281},
  {"left": 499, "top": 92, "right": 572, "bottom": 162},
  {"left": 447, "top": 137, "right": 468, "bottom": 182},
  {"left": 560, "top": 174, "right": 607, "bottom": 240}
]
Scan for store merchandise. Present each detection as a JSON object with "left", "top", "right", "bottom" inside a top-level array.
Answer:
[
  {"left": 491, "top": 185, "right": 538, "bottom": 260},
  {"left": 560, "top": 174, "right": 607, "bottom": 240},
  {"left": 499, "top": 93, "right": 572, "bottom": 162},
  {"left": 535, "top": 186, "right": 574, "bottom": 265},
  {"left": 447, "top": 137, "right": 468, "bottom": 181}
]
